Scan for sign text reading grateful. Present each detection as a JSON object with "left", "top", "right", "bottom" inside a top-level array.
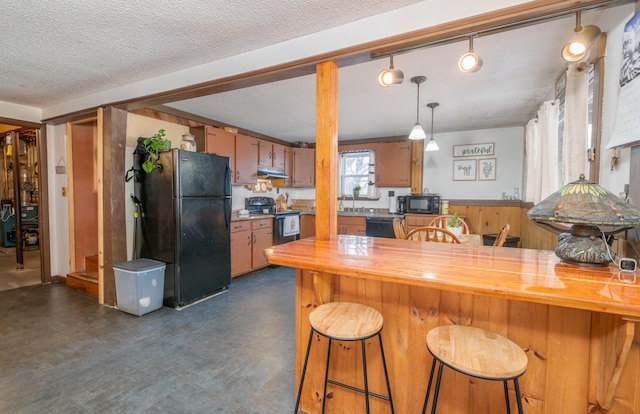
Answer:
[{"left": 453, "top": 142, "right": 495, "bottom": 157}]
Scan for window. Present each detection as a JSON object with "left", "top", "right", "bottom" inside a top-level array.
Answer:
[{"left": 339, "top": 151, "right": 371, "bottom": 196}]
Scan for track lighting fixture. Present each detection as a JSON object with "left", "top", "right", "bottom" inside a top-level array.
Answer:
[
  {"left": 425, "top": 103, "right": 440, "bottom": 152},
  {"left": 408, "top": 76, "right": 427, "bottom": 140},
  {"left": 378, "top": 54, "right": 404, "bottom": 87},
  {"left": 458, "top": 36, "right": 483, "bottom": 73},
  {"left": 561, "top": 11, "right": 601, "bottom": 62}
]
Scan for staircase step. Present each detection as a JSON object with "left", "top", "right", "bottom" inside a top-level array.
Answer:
[
  {"left": 66, "top": 271, "right": 98, "bottom": 298},
  {"left": 85, "top": 255, "right": 99, "bottom": 273}
]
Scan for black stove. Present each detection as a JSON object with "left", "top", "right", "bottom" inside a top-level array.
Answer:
[{"left": 245, "top": 197, "right": 300, "bottom": 245}]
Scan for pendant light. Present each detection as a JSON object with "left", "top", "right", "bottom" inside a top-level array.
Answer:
[
  {"left": 458, "top": 36, "right": 483, "bottom": 73},
  {"left": 378, "top": 54, "right": 404, "bottom": 87},
  {"left": 561, "top": 11, "right": 601, "bottom": 62},
  {"left": 408, "top": 76, "right": 427, "bottom": 140},
  {"left": 425, "top": 102, "right": 440, "bottom": 152}
]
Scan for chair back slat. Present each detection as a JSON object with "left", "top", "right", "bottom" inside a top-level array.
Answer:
[
  {"left": 428, "top": 215, "right": 470, "bottom": 234},
  {"left": 405, "top": 226, "right": 461, "bottom": 243}
]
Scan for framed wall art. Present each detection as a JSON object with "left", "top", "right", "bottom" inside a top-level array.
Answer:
[
  {"left": 478, "top": 158, "right": 496, "bottom": 180},
  {"left": 453, "top": 159, "right": 476, "bottom": 181},
  {"left": 453, "top": 142, "right": 495, "bottom": 157}
]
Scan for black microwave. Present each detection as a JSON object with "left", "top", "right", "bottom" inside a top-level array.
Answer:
[{"left": 406, "top": 194, "right": 440, "bottom": 214}]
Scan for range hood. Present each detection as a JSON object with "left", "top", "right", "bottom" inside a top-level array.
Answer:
[{"left": 257, "top": 166, "right": 288, "bottom": 179}]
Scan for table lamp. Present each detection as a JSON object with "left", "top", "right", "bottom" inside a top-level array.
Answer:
[{"left": 527, "top": 174, "right": 640, "bottom": 266}]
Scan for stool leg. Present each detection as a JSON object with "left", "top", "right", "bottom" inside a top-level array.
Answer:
[
  {"left": 378, "top": 334, "right": 395, "bottom": 414},
  {"left": 503, "top": 381, "right": 511, "bottom": 414},
  {"left": 294, "top": 328, "right": 315, "bottom": 414},
  {"left": 431, "top": 361, "right": 444, "bottom": 414},
  {"left": 514, "top": 378, "right": 524, "bottom": 414},
  {"left": 422, "top": 358, "right": 437, "bottom": 414},
  {"left": 321, "top": 338, "right": 333, "bottom": 414},
  {"left": 361, "top": 339, "right": 371, "bottom": 413}
]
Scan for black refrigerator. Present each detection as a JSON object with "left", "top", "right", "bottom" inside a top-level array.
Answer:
[{"left": 134, "top": 149, "right": 232, "bottom": 308}]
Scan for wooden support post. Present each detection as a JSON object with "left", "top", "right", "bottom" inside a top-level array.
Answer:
[
  {"left": 314, "top": 61, "right": 338, "bottom": 240},
  {"left": 411, "top": 140, "right": 423, "bottom": 194}
]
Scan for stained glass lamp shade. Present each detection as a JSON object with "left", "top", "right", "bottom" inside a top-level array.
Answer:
[{"left": 527, "top": 175, "right": 640, "bottom": 265}]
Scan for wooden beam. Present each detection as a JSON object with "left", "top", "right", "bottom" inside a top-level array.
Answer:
[
  {"left": 100, "top": 106, "right": 128, "bottom": 306},
  {"left": 411, "top": 140, "right": 424, "bottom": 194},
  {"left": 314, "top": 61, "right": 338, "bottom": 241}
]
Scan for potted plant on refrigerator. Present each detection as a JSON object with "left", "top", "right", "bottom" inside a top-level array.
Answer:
[
  {"left": 446, "top": 212, "right": 463, "bottom": 237},
  {"left": 141, "top": 129, "right": 171, "bottom": 173}
]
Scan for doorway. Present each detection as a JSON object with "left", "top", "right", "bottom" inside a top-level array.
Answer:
[
  {"left": 64, "top": 118, "right": 100, "bottom": 299},
  {"left": 0, "top": 125, "right": 45, "bottom": 291}
]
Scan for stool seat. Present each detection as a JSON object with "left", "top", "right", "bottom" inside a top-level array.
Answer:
[
  {"left": 427, "top": 325, "right": 528, "bottom": 379},
  {"left": 423, "top": 325, "right": 528, "bottom": 414},
  {"left": 310, "top": 302, "right": 383, "bottom": 340}
]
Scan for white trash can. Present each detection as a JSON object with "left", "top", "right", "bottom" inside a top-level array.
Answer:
[{"left": 114, "top": 258, "right": 166, "bottom": 316}]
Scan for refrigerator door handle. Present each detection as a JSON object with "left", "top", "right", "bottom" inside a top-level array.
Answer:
[{"left": 224, "top": 165, "right": 231, "bottom": 196}]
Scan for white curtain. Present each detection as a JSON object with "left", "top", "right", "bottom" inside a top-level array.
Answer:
[
  {"left": 562, "top": 63, "right": 589, "bottom": 183},
  {"left": 524, "top": 99, "right": 560, "bottom": 204}
]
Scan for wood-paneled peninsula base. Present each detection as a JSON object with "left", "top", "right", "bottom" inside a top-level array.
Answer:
[{"left": 265, "top": 235, "right": 640, "bottom": 414}]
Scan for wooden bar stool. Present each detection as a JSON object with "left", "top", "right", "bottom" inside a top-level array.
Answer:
[
  {"left": 294, "top": 302, "right": 394, "bottom": 413},
  {"left": 422, "top": 325, "right": 528, "bottom": 414}
]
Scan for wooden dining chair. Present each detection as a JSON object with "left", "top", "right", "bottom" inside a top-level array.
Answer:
[
  {"left": 427, "top": 215, "right": 470, "bottom": 234},
  {"left": 405, "top": 226, "right": 461, "bottom": 243},
  {"left": 494, "top": 224, "right": 511, "bottom": 247},
  {"left": 393, "top": 217, "right": 407, "bottom": 239}
]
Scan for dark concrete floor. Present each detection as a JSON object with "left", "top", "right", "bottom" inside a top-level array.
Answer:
[
  {"left": 0, "top": 249, "right": 41, "bottom": 292},
  {"left": 0, "top": 265, "right": 295, "bottom": 413}
]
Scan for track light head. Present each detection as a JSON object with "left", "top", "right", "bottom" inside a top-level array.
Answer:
[
  {"left": 378, "top": 55, "right": 404, "bottom": 87},
  {"left": 561, "top": 11, "right": 601, "bottom": 62},
  {"left": 458, "top": 36, "right": 483, "bottom": 73}
]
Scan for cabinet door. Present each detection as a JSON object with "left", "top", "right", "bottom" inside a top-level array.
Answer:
[
  {"left": 230, "top": 229, "right": 252, "bottom": 277},
  {"left": 293, "top": 148, "right": 315, "bottom": 187},
  {"left": 258, "top": 140, "right": 272, "bottom": 167},
  {"left": 252, "top": 227, "right": 273, "bottom": 270},
  {"left": 235, "top": 134, "right": 259, "bottom": 184},
  {"left": 300, "top": 214, "right": 315, "bottom": 239},
  {"left": 272, "top": 143, "right": 286, "bottom": 169},
  {"left": 338, "top": 216, "right": 366, "bottom": 235},
  {"left": 191, "top": 126, "right": 236, "bottom": 183},
  {"left": 376, "top": 142, "right": 411, "bottom": 186},
  {"left": 283, "top": 147, "right": 293, "bottom": 187}
]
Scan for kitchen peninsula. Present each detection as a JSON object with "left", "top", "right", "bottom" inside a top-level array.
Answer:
[{"left": 266, "top": 236, "right": 640, "bottom": 413}]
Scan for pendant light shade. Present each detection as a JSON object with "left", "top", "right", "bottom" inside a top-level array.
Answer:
[
  {"left": 425, "top": 102, "right": 440, "bottom": 152},
  {"left": 408, "top": 76, "right": 427, "bottom": 140},
  {"left": 561, "top": 11, "right": 601, "bottom": 62},
  {"left": 378, "top": 54, "right": 404, "bottom": 87},
  {"left": 458, "top": 36, "right": 482, "bottom": 73}
]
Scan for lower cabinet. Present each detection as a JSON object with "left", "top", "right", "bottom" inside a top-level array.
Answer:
[
  {"left": 230, "top": 218, "right": 273, "bottom": 277},
  {"left": 338, "top": 216, "right": 366, "bottom": 235},
  {"left": 404, "top": 214, "right": 438, "bottom": 232},
  {"left": 300, "top": 214, "right": 316, "bottom": 239}
]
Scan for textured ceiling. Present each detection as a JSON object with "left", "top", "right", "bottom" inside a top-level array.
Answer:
[
  {"left": 1, "top": 0, "right": 419, "bottom": 108},
  {"left": 1, "top": 1, "right": 635, "bottom": 142}
]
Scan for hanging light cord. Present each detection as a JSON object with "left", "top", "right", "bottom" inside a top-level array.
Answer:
[{"left": 415, "top": 82, "right": 420, "bottom": 123}]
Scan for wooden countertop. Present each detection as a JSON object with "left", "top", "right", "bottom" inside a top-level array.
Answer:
[{"left": 265, "top": 235, "right": 640, "bottom": 318}]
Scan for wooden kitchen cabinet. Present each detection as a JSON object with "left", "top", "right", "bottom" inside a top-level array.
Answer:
[
  {"left": 190, "top": 125, "right": 235, "bottom": 183},
  {"left": 258, "top": 140, "right": 287, "bottom": 170},
  {"left": 300, "top": 214, "right": 315, "bottom": 239},
  {"left": 235, "top": 133, "right": 259, "bottom": 185},
  {"left": 283, "top": 146, "right": 293, "bottom": 187},
  {"left": 337, "top": 216, "right": 366, "bottom": 235},
  {"left": 293, "top": 148, "right": 315, "bottom": 187},
  {"left": 230, "top": 221, "right": 252, "bottom": 277},
  {"left": 231, "top": 218, "right": 273, "bottom": 277},
  {"left": 376, "top": 141, "right": 411, "bottom": 186}
]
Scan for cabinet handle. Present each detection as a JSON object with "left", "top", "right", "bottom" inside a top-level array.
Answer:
[
  {"left": 236, "top": 171, "right": 240, "bottom": 180},
  {"left": 376, "top": 174, "right": 380, "bottom": 182},
  {"left": 253, "top": 233, "right": 257, "bottom": 244},
  {"left": 269, "top": 151, "right": 273, "bottom": 159},
  {"left": 247, "top": 235, "right": 251, "bottom": 245}
]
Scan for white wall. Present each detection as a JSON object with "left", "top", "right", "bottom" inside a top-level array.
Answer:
[
  {"left": 47, "top": 123, "right": 69, "bottom": 276},
  {"left": 423, "top": 126, "right": 525, "bottom": 200}
]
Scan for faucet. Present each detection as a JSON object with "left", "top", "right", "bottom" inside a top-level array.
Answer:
[{"left": 343, "top": 194, "right": 355, "bottom": 211}]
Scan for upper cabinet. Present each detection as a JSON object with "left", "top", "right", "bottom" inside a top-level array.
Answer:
[
  {"left": 191, "top": 126, "right": 235, "bottom": 183},
  {"left": 292, "top": 148, "right": 315, "bottom": 187},
  {"left": 258, "top": 140, "right": 286, "bottom": 169},
  {"left": 235, "top": 133, "right": 259, "bottom": 185},
  {"left": 283, "top": 146, "right": 293, "bottom": 187},
  {"left": 376, "top": 141, "right": 411, "bottom": 187}
]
